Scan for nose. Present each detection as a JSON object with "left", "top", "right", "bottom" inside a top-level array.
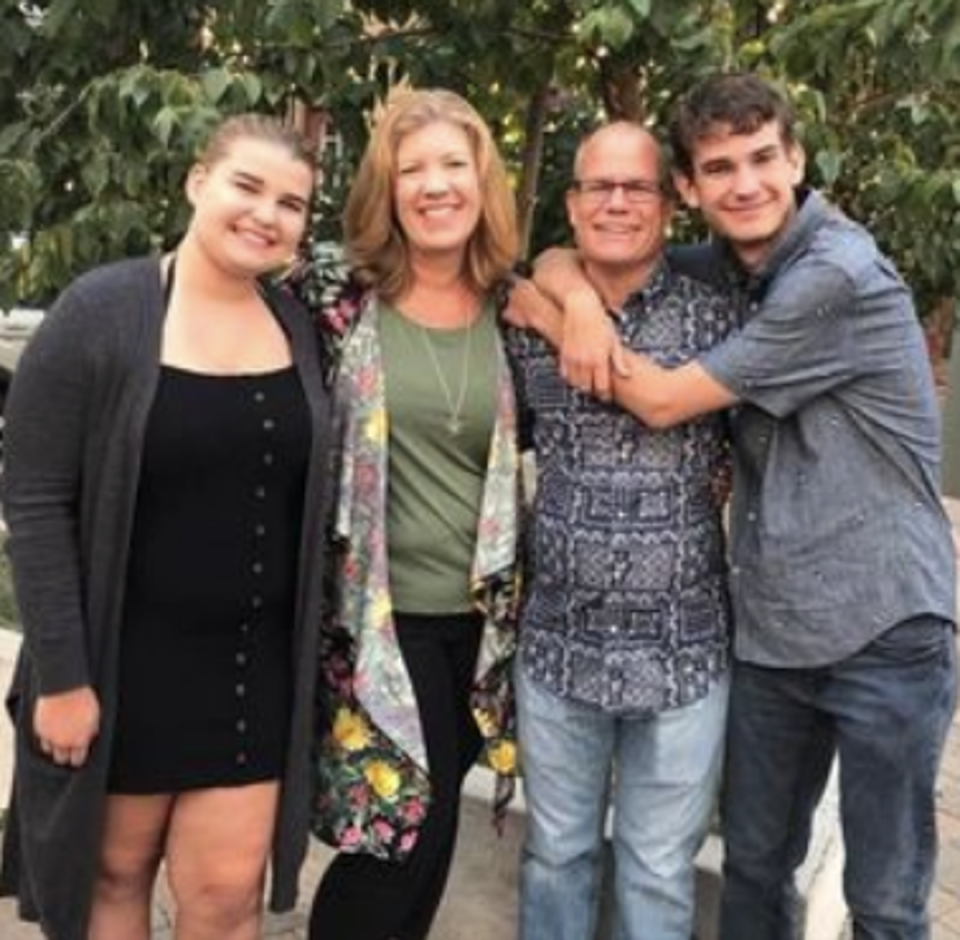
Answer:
[
  {"left": 251, "top": 198, "right": 279, "bottom": 226},
  {"left": 605, "top": 183, "right": 630, "bottom": 210},
  {"left": 731, "top": 163, "right": 762, "bottom": 198},
  {"left": 608, "top": 185, "right": 628, "bottom": 206},
  {"left": 423, "top": 166, "right": 451, "bottom": 195}
]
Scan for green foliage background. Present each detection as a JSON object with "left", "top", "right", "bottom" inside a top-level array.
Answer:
[{"left": 0, "top": 0, "right": 958, "bottom": 320}]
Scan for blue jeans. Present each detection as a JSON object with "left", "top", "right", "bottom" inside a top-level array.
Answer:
[
  {"left": 517, "top": 664, "right": 729, "bottom": 940},
  {"left": 720, "top": 616, "right": 958, "bottom": 940}
]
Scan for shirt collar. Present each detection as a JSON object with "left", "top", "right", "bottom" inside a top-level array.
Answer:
[
  {"left": 717, "top": 188, "right": 829, "bottom": 296},
  {"left": 614, "top": 258, "right": 674, "bottom": 317}
]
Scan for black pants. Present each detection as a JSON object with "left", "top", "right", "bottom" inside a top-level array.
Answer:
[{"left": 309, "top": 612, "right": 484, "bottom": 940}]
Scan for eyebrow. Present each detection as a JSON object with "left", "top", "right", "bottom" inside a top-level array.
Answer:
[
  {"left": 232, "top": 169, "right": 310, "bottom": 209},
  {"left": 400, "top": 148, "right": 472, "bottom": 166}
]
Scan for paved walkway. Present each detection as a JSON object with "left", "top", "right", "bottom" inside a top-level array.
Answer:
[
  {"left": 0, "top": 500, "right": 958, "bottom": 939},
  {"left": 932, "top": 499, "right": 960, "bottom": 940}
]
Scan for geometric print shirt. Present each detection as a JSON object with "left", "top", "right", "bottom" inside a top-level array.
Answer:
[{"left": 506, "top": 261, "right": 734, "bottom": 715}]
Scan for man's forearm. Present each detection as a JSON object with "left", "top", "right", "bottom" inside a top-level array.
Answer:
[
  {"left": 533, "top": 247, "right": 597, "bottom": 309},
  {"left": 610, "top": 352, "right": 738, "bottom": 428}
]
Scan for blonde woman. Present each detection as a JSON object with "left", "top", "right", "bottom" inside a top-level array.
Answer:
[{"left": 308, "top": 88, "right": 522, "bottom": 940}]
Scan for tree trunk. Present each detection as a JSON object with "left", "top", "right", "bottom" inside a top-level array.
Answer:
[
  {"left": 516, "top": 83, "right": 552, "bottom": 262},
  {"left": 941, "top": 323, "right": 960, "bottom": 499},
  {"left": 599, "top": 59, "right": 645, "bottom": 121}
]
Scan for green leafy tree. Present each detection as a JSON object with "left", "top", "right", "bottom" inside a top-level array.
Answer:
[{"left": 1, "top": 0, "right": 958, "bottom": 335}]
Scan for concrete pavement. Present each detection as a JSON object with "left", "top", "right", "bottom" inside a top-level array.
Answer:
[
  {"left": 0, "top": 499, "right": 958, "bottom": 939},
  {"left": 931, "top": 498, "right": 960, "bottom": 940}
]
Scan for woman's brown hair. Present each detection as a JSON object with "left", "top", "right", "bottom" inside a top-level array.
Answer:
[{"left": 343, "top": 87, "right": 518, "bottom": 301}]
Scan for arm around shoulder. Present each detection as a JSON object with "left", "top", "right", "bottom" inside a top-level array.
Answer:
[{"left": 611, "top": 352, "right": 738, "bottom": 428}]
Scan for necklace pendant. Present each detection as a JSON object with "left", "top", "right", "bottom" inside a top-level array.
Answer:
[{"left": 448, "top": 417, "right": 462, "bottom": 435}]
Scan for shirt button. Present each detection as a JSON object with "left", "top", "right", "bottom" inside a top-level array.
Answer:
[
  {"left": 254, "top": 486, "right": 267, "bottom": 499},
  {"left": 236, "top": 752, "right": 248, "bottom": 765},
  {"left": 263, "top": 418, "right": 275, "bottom": 431},
  {"left": 252, "top": 561, "right": 264, "bottom": 575},
  {"left": 236, "top": 652, "right": 248, "bottom": 666},
  {"left": 263, "top": 452, "right": 275, "bottom": 466},
  {"left": 254, "top": 524, "right": 267, "bottom": 537},
  {"left": 239, "top": 621, "right": 251, "bottom": 634},
  {"left": 236, "top": 719, "right": 248, "bottom": 733},
  {"left": 235, "top": 683, "right": 246, "bottom": 697},
  {"left": 251, "top": 595, "right": 263, "bottom": 609},
  {"left": 747, "top": 511, "right": 757, "bottom": 522},
  {"left": 254, "top": 391, "right": 266, "bottom": 403}
]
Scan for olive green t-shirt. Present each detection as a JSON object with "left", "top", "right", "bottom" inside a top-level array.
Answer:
[{"left": 379, "top": 301, "right": 498, "bottom": 613}]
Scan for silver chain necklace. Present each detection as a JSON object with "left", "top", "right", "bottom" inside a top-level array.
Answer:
[{"left": 417, "top": 318, "right": 474, "bottom": 435}]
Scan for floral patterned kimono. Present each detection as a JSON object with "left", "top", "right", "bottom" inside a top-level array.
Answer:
[{"left": 312, "top": 293, "right": 523, "bottom": 861}]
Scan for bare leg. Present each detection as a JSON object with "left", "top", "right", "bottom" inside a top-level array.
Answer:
[
  {"left": 89, "top": 793, "right": 174, "bottom": 940},
  {"left": 165, "top": 782, "right": 280, "bottom": 940}
]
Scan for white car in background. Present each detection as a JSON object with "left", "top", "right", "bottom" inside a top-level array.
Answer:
[
  {"left": 0, "top": 305, "right": 43, "bottom": 407},
  {"left": 0, "top": 306, "right": 44, "bottom": 462}
]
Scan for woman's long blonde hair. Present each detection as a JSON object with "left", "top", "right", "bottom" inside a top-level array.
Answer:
[{"left": 344, "top": 87, "right": 518, "bottom": 301}]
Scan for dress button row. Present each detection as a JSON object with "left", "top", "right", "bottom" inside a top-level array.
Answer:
[
  {"left": 238, "top": 386, "right": 273, "bottom": 766},
  {"left": 233, "top": 387, "right": 270, "bottom": 773}
]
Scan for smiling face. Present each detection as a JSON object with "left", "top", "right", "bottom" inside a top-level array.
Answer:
[
  {"left": 186, "top": 136, "right": 314, "bottom": 279},
  {"left": 673, "top": 120, "right": 805, "bottom": 271},
  {"left": 392, "top": 119, "right": 483, "bottom": 267},
  {"left": 566, "top": 124, "right": 671, "bottom": 296}
]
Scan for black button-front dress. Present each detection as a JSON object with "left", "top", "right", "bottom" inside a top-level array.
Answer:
[{"left": 108, "top": 364, "right": 309, "bottom": 793}]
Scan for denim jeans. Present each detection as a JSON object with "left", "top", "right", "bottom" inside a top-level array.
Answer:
[
  {"left": 516, "top": 663, "right": 729, "bottom": 940},
  {"left": 720, "top": 616, "right": 958, "bottom": 940}
]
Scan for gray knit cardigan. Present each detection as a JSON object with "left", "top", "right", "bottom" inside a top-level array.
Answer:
[{"left": 0, "top": 256, "right": 333, "bottom": 940}]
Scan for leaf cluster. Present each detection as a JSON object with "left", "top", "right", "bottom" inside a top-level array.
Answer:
[{"left": 1, "top": 0, "right": 958, "bottom": 317}]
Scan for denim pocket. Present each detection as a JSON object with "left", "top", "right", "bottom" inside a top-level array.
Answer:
[{"left": 867, "top": 616, "right": 953, "bottom": 665}]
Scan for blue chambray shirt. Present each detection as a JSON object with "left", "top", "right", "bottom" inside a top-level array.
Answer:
[
  {"left": 507, "top": 263, "right": 734, "bottom": 715},
  {"left": 700, "top": 190, "right": 957, "bottom": 667}
]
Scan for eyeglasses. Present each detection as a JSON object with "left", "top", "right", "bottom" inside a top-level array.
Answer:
[{"left": 571, "top": 178, "right": 663, "bottom": 205}]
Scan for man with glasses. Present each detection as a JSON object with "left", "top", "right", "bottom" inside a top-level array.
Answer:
[{"left": 503, "top": 122, "right": 734, "bottom": 940}]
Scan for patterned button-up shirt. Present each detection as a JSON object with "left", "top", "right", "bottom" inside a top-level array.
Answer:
[{"left": 507, "top": 262, "right": 734, "bottom": 715}]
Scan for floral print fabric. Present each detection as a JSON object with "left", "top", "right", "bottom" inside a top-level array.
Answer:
[{"left": 312, "top": 293, "right": 522, "bottom": 861}]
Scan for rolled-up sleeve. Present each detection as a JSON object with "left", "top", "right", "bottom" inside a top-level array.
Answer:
[{"left": 701, "top": 262, "right": 857, "bottom": 418}]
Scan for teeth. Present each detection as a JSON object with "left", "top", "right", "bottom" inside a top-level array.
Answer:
[{"left": 238, "top": 230, "right": 272, "bottom": 246}]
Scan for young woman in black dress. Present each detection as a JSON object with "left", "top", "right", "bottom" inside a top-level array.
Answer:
[{"left": 0, "top": 115, "right": 333, "bottom": 940}]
